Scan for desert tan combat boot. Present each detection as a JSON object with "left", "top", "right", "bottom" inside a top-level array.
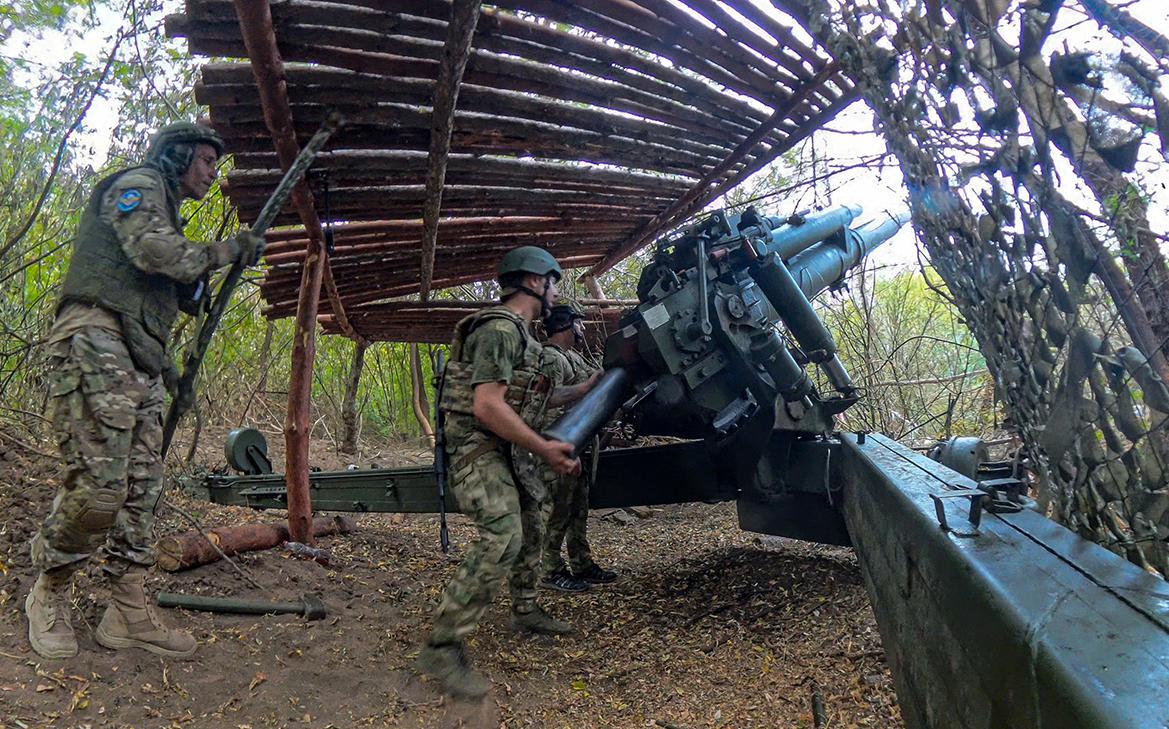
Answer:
[
  {"left": 415, "top": 642, "right": 491, "bottom": 699},
  {"left": 510, "top": 605, "right": 573, "bottom": 635},
  {"left": 95, "top": 567, "right": 196, "bottom": 657},
  {"left": 25, "top": 567, "right": 79, "bottom": 659}
]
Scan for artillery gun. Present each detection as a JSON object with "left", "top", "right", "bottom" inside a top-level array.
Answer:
[
  {"left": 548, "top": 204, "right": 906, "bottom": 542},
  {"left": 195, "top": 205, "right": 1169, "bottom": 728}
]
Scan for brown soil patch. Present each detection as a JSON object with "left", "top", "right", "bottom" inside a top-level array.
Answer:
[{"left": 0, "top": 436, "right": 901, "bottom": 728}]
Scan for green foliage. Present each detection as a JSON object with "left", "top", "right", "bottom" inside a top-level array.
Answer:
[
  {"left": 820, "top": 266, "right": 997, "bottom": 442},
  {"left": 0, "top": 1, "right": 1002, "bottom": 465}
]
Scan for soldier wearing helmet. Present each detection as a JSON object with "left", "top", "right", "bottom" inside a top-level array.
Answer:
[
  {"left": 539, "top": 302, "right": 617, "bottom": 592},
  {"left": 25, "top": 121, "right": 266, "bottom": 661},
  {"left": 417, "top": 245, "right": 599, "bottom": 699}
]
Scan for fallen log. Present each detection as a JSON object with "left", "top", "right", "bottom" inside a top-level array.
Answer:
[{"left": 155, "top": 515, "right": 357, "bottom": 572}]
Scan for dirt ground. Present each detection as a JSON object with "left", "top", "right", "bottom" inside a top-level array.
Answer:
[{"left": 0, "top": 433, "right": 902, "bottom": 728}]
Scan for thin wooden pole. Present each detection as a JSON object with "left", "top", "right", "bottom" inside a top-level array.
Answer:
[
  {"left": 420, "top": 0, "right": 482, "bottom": 301},
  {"left": 234, "top": 0, "right": 324, "bottom": 543}
]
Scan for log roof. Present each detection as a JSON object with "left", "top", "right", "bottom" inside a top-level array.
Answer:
[
  {"left": 318, "top": 298, "right": 630, "bottom": 343},
  {"left": 167, "top": 0, "right": 855, "bottom": 342}
]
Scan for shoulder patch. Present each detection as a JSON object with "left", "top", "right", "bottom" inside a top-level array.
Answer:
[{"left": 116, "top": 189, "right": 143, "bottom": 212}]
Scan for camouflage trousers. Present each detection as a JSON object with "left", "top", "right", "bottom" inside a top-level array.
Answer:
[
  {"left": 30, "top": 327, "right": 165, "bottom": 578},
  {"left": 429, "top": 437, "right": 549, "bottom": 646},
  {"left": 541, "top": 463, "right": 594, "bottom": 575}
]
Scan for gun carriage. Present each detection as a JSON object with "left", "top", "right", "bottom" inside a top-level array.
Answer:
[{"left": 195, "top": 205, "right": 1169, "bottom": 728}]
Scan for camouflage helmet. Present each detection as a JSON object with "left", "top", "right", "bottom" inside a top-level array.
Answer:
[
  {"left": 544, "top": 300, "right": 585, "bottom": 334},
  {"left": 146, "top": 121, "right": 225, "bottom": 160},
  {"left": 498, "top": 245, "right": 562, "bottom": 297}
]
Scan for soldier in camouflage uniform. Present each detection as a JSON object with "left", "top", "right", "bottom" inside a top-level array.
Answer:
[
  {"left": 540, "top": 303, "right": 618, "bottom": 591},
  {"left": 416, "top": 246, "right": 598, "bottom": 699},
  {"left": 25, "top": 122, "right": 265, "bottom": 660}
]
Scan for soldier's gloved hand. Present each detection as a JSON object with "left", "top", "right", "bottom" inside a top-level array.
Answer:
[
  {"left": 209, "top": 237, "right": 240, "bottom": 269},
  {"left": 233, "top": 227, "right": 267, "bottom": 267},
  {"left": 161, "top": 361, "right": 182, "bottom": 399}
]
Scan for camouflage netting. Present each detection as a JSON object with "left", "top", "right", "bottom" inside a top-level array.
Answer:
[{"left": 802, "top": 0, "right": 1169, "bottom": 575}]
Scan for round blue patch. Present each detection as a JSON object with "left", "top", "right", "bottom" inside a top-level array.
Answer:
[{"left": 116, "top": 189, "right": 142, "bottom": 212}]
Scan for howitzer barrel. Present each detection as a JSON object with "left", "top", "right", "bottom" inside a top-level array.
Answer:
[
  {"left": 787, "top": 210, "right": 909, "bottom": 299},
  {"left": 545, "top": 367, "right": 632, "bottom": 453},
  {"left": 763, "top": 205, "right": 862, "bottom": 261}
]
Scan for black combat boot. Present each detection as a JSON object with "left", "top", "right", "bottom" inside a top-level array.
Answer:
[
  {"left": 574, "top": 563, "right": 618, "bottom": 584},
  {"left": 541, "top": 568, "right": 589, "bottom": 592}
]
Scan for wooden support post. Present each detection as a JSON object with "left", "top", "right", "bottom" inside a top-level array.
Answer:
[
  {"left": 581, "top": 274, "right": 606, "bottom": 300},
  {"left": 420, "top": 0, "right": 482, "bottom": 301},
  {"left": 234, "top": 0, "right": 322, "bottom": 543}
]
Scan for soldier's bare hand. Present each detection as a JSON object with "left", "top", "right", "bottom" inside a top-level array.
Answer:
[{"left": 541, "top": 439, "right": 580, "bottom": 474}]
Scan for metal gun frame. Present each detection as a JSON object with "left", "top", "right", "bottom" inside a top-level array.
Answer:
[
  {"left": 196, "top": 430, "right": 1169, "bottom": 727},
  {"left": 193, "top": 204, "right": 1169, "bottom": 726}
]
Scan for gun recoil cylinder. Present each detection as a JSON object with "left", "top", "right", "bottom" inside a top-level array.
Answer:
[
  {"left": 749, "top": 329, "right": 813, "bottom": 402},
  {"left": 757, "top": 205, "right": 863, "bottom": 261},
  {"left": 749, "top": 257, "right": 856, "bottom": 394}
]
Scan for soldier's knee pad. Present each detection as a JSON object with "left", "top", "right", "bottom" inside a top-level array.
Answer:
[{"left": 57, "top": 488, "right": 126, "bottom": 549}]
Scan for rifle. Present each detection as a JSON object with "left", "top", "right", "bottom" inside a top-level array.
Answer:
[
  {"left": 433, "top": 350, "right": 450, "bottom": 553},
  {"left": 160, "top": 112, "right": 344, "bottom": 459}
]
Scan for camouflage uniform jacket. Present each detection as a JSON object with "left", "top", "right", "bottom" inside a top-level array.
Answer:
[
  {"left": 536, "top": 344, "right": 574, "bottom": 430},
  {"left": 440, "top": 306, "right": 549, "bottom": 466},
  {"left": 55, "top": 165, "right": 222, "bottom": 374}
]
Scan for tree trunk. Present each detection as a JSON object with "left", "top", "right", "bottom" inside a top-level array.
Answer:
[
  {"left": 409, "top": 342, "right": 435, "bottom": 447},
  {"left": 340, "top": 339, "right": 368, "bottom": 455}
]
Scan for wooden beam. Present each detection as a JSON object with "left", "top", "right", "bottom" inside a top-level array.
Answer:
[
  {"left": 582, "top": 274, "right": 606, "bottom": 300},
  {"left": 587, "top": 63, "right": 844, "bottom": 276},
  {"left": 232, "top": 0, "right": 338, "bottom": 544},
  {"left": 424, "top": 1, "right": 481, "bottom": 301}
]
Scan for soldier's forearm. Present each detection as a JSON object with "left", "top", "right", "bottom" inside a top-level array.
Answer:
[{"left": 547, "top": 381, "right": 590, "bottom": 407}]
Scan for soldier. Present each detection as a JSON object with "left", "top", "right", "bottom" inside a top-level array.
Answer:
[
  {"left": 540, "top": 303, "right": 618, "bottom": 592},
  {"left": 25, "top": 121, "right": 265, "bottom": 660},
  {"left": 416, "top": 246, "right": 596, "bottom": 699}
]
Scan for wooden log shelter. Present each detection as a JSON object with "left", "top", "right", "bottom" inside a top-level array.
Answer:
[{"left": 167, "top": 0, "right": 854, "bottom": 542}]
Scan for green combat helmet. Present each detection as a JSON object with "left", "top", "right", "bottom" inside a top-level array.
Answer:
[
  {"left": 145, "top": 121, "right": 225, "bottom": 187},
  {"left": 498, "top": 245, "right": 562, "bottom": 299},
  {"left": 544, "top": 300, "right": 584, "bottom": 334},
  {"left": 146, "top": 121, "right": 225, "bottom": 159}
]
